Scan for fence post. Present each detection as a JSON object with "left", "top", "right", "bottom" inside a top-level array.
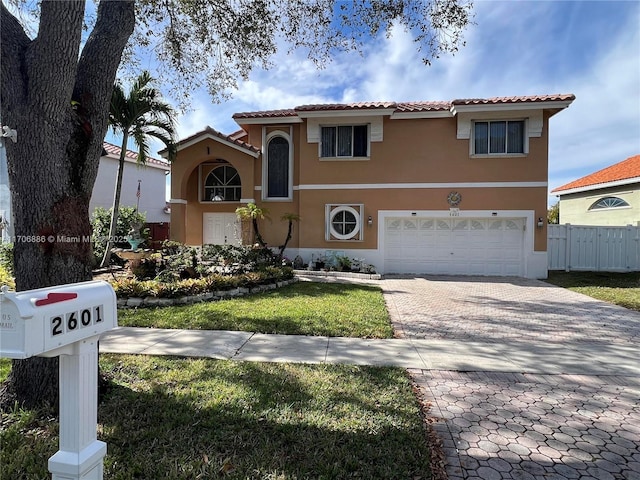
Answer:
[{"left": 565, "top": 224, "right": 571, "bottom": 272}]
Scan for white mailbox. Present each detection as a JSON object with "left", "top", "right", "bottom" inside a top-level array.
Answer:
[
  {"left": 0, "top": 280, "right": 118, "bottom": 480},
  {"left": 0, "top": 280, "right": 117, "bottom": 359}
]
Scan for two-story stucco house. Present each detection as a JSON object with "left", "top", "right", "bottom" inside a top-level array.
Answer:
[
  {"left": 552, "top": 154, "right": 640, "bottom": 226},
  {"left": 168, "top": 94, "right": 575, "bottom": 278}
]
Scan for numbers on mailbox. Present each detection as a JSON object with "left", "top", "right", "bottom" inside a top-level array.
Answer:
[{"left": 50, "top": 305, "right": 104, "bottom": 337}]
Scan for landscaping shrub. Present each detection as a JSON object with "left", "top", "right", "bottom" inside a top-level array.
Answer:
[
  {"left": 0, "top": 265, "right": 15, "bottom": 289},
  {"left": 110, "top": 267, "right": 294, "bottom": 299},
  {"left": 0, "top": 242, "right": 13, "bottom": 274},
  {"left": 91, "top": 206, "right": 147, "bottom": 265}
]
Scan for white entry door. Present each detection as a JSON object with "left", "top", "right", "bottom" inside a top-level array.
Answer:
[{"left": 203, "top": 213, "right": 241, "bottom": 245}]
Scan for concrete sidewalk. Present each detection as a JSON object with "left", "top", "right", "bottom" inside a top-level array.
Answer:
[{"left": 98, "top": 326, "right": 640, "bottom": 377}]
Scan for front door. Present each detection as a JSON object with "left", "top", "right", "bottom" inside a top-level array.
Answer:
[{"left": 203, "top": 213, "right": 240, "bottom": 245}]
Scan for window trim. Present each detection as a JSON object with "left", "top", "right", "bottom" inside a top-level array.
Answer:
[
  {"left": 325, "top": 204, "right": 364, "bottom": 241},
  {"left": 262, "top": 129, "right": 293, "bottom": 202},
  {"left": 319, "top": 124, "right": 370, "bottom": 160},
  {"left": 588, "top": 196, "right": 631, "bottom": 211},
  {"left": 470, "top": 119, "right": 528, "bottom": 157},
  {"left": 198, "top": 159, "right": 242, "bottom": 205}
]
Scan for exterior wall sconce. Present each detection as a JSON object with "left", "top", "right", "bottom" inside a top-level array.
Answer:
[
  {"left": 367, "top": 215, "right": 373, "bottom": 226},
  {"left": 537, "top": 217, "right": 544, "bottom": 228}
]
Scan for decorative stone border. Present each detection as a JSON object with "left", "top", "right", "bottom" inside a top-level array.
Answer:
[
  {"left": 293, "top": 269, "right": 382, "bottom": 280},
  {"left": 116, "top": 278, "right": 298, "bottom": 308}
]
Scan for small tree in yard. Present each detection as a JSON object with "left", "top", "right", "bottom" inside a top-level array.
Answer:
[
  {"left": 236, "top": 203, "right": 270, "bottom": 248},
  {"left": 278, "top": 213, "right": 301, "bottom": 260},
  {"left": 548, "top": 202, "right": 560, "bottom": 224},
  {"left": 1, "top": 0, "right": 472, "bottom": 409}
]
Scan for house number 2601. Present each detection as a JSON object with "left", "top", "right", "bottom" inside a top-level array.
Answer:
[{"left": 50, "top": 306, "right": 103, "bottom": 337}]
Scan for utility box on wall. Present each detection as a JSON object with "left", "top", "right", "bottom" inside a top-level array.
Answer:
[{"left": 0, "top": 280, "right": 117, "bottom": 359}]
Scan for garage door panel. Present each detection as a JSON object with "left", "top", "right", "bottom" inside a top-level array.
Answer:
[{"left": 384, "top": 217, "right": 524, "bottom": 276}]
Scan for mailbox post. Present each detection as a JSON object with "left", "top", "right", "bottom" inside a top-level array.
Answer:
[{"left": 0, "top": 280, "right": 117, "bottom": 480}]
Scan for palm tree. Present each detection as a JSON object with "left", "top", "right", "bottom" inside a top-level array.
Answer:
[
  {"left": 277, "top": 213, "right": 301, "bottom": 259},
  {"left": 100, "top": 71, "right": 177, "bottom": 267},
  {"left": 235, "top": 203, "right": 270, "bottom": 248}
]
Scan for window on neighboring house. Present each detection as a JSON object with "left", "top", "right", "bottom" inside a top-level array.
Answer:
[
  {"left": 321, "top": 125, "right": 368, "bottom": 158},
  {"left": 474, "top": 120, "right": 525, "bottom": 155},
  {"left": 204, "top": 165, "right": 241, "bottom": 202},
  {"left": 266, "top": 136, "right": 289, "bottom": 198},
  {"left": 589, "top": 196, "right": 630, "bottom": 210},
  {"left": 326, "top": 204, "right": 364, "bottom": 241}
]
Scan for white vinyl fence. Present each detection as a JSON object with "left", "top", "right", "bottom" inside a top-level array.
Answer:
[{"left": 548, "top": 224, "right": 640, "bottom": 272}]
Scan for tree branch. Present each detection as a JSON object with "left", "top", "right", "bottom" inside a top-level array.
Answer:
[
  {"left": 71, "top": 0, "right": 135, "bottom": 196},
  {"left": 0, "top": 3, "right": 31, "bottom": 116},
  {"left": 25, "top": 0, "right": 85, "bottom": 117}
]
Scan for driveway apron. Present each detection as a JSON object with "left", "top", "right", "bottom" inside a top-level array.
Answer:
[{"left": 382, "top": 275, "right": 640, "bottom": 480}]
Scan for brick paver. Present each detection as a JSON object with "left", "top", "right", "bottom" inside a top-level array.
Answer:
[{"left": 381, "top": 275, "right": 640, "bottom": 480}]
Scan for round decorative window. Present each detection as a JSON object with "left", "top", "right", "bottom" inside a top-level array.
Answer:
[{"left": 330, "top": 206, "right": 361, "bottom": 240}]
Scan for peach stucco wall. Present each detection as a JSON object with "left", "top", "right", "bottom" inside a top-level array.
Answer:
[{"left": 171, "top": 113, "right": 551, "bottom": 252}]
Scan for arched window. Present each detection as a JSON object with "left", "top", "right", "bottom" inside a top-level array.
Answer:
[
  {"left": 589, "top": 197, "right": 630, "bottom": 210},
  {"left": 204, "top": 165, "right": 241, "bottom": 202},
  {"left": 266, "top": 136, "right": 290, "bottom": 198}
]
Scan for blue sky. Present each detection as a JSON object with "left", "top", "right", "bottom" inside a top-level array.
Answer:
[{"left": 129, "top": 1, "right": 640, "bottom": 207}]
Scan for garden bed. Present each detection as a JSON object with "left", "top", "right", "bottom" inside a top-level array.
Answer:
[{"left": 116, "top": 278, "right": 298, "bottom": 308}]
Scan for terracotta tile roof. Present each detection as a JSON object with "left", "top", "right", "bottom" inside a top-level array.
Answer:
[
  {"left": 452, "top": 93, "right": 576, "bottom": 105},
  {"left": 552, "top": 154, "right": 640, "bottom": 193},
  {"left": 396, "top": 101, "right": 451, "bottom": 112},
  {"left": 232, "top": 94, "right": 574, "bottom": 119},
  {"left": 102, "top": 141, "right": 169, "bottom": 170},
  {"left": 295, "top": 102, "right": 396, "bottom": 111},
  {"left": 171, "top": 126, "right": 260, "bottom": 154},
  {"left": 232, "top": 109, "right": 297, "bottom": 119}
]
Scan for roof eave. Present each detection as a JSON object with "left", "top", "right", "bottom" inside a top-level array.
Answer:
[
  {"left": 296, "top": 108, "right": 397, "bottom": 119},
  {"left": 163, "top": 132, "right": 260, "bottom": 159},
  {"left": 233, "top": 116, "right": 303, "bottom": 125},
  {"left": 390, "top": 110, "right": 453, "bottom": 119},
  {"left": 451, "top": 100, "right": 574, "bottom": 116},
  {"left": 553, "top": 176, "right": 640, "bottom": 196}
]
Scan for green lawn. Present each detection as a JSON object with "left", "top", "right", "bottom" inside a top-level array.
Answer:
[
  {"left": 118, "top": 281, "right": 394, "bottom": 338},
  {"left": 545, "top": 271, "right": 640, "bottom": 312},
  {"left": 1, "top": 355, "right": 432, "bottom": 479}
]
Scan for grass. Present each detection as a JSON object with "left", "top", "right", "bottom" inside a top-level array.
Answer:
[
  {"left": 1, "top": 355, "right": 432, "bottom": 479},
  {"left": 545, "top": 271, "right": 640, "bottom": 312},
  {"left": 118, "top": 281, "right": 394, "bottom": 338}
]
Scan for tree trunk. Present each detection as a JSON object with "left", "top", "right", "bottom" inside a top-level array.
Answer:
[
  {"left": 0, "top": 0, "right": 135, "bottom": 411},
  {"left": 100, "top": 132, "right": 129, "bottom": 268},
  {"left": 253, "top": 217, "right": 268, "bottom": 248}
]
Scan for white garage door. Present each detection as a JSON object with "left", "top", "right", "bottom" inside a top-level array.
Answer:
[{"left": 384, "top": 217, "right": 525, "bottom": 276}]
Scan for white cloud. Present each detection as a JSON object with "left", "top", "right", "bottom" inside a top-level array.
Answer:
[{"left": 171, "top": 0, "right": 639, "bottom": 210}]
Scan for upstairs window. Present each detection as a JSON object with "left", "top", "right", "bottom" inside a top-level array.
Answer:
[
  {"left": 474, "top": 120, "right": 525, "bottom": 155},
  {"left": 266, "top": 136, "right": 289, "bottom": 198},
  {"left": 589, "top": 197, "right": 630, "bottom": 210},
  {"left": 263, "top": 131, "right": 292, "bottom": 201},
  {"left": 321, "top": 125, "right": 368, "bottom": 158}
]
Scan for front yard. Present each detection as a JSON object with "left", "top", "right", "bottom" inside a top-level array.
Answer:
[
  {"left": 545, "top": 271, "right": 640, "bottom": 312},
  {"left": 0, "top": 282, "right": 433, "bottom": 479},
  {"left": 118, "top": 281, "right": 393, "bottom": 338}
]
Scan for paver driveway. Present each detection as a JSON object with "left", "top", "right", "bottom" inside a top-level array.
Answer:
[{"left": 381, "top": 275, "right": 640, "bottom": 480}]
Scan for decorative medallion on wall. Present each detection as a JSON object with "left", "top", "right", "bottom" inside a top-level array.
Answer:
[{"left": 447, "top": 191, "right": 462, "bottom": 207}]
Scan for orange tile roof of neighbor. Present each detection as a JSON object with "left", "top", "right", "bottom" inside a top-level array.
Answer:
[
  {"left": 552, "top": 154, "right": 640, "bottom": 193},
  {"left": 232, "top": 94, "right": 575, "bottom": 119},
  {"left": 102, "top": 141, "right": 169, "bottom": 169}
]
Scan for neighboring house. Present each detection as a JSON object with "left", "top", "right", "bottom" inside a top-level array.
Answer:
[
  {"left": 167, "top": 94, "right": 575, "bottom": 278},
  {"left": 93, "top": 142, "right": 170, "bottom": 223},
  {"left": 551, "top": 154, "right": 640, "bottom": 226},
  {"left": 0, "top": 141, "right": 170, "bottom": 244}
]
